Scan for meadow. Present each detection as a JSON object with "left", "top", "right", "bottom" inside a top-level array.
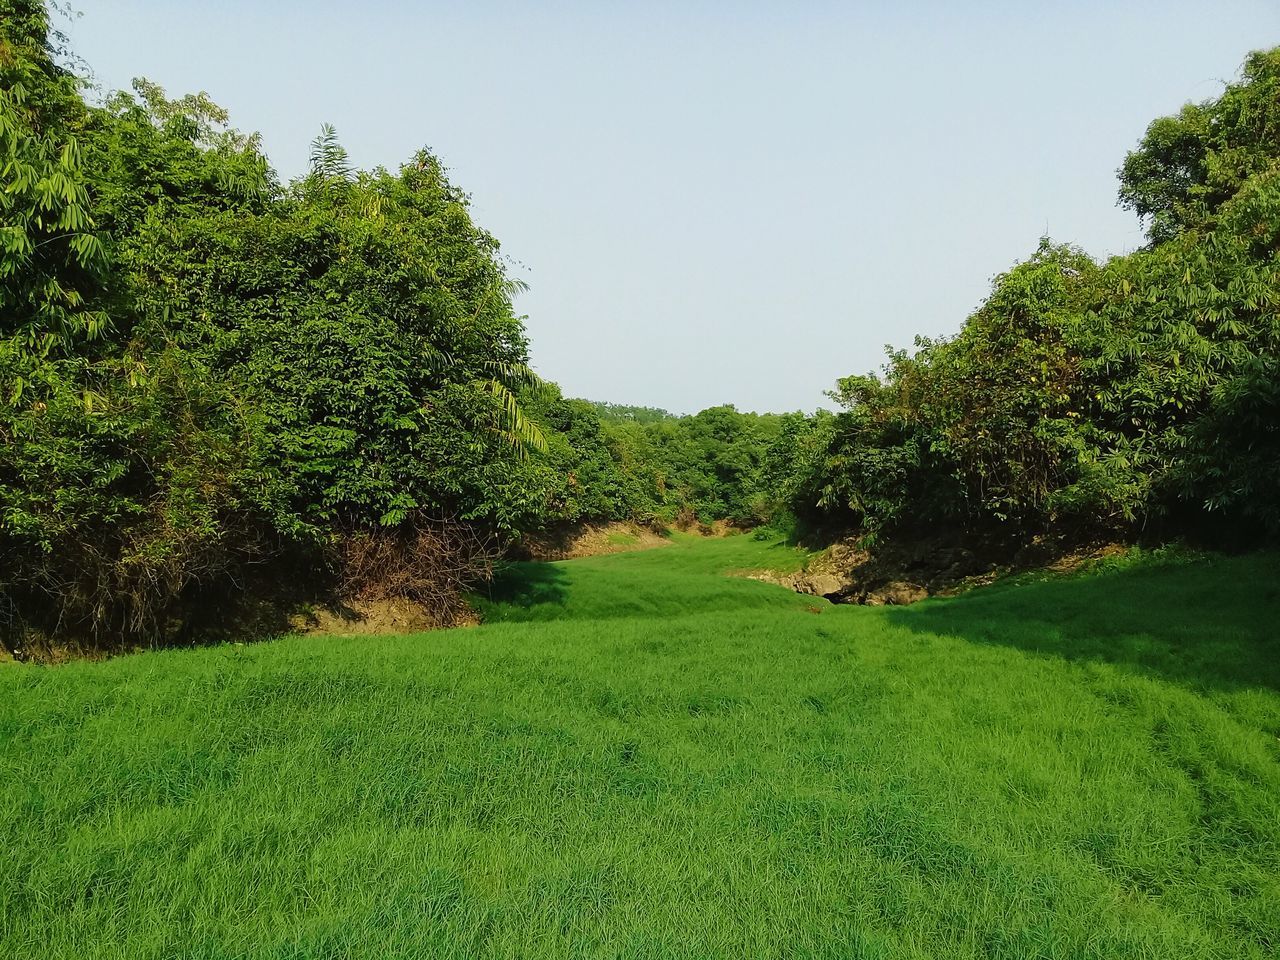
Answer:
[{"left": 1, "top": 535, "right": 1278, "bottom": 959}]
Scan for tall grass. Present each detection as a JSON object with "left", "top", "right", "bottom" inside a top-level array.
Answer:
[{"left": 2, "top": 536, "right": 1277, "bottom": 958}]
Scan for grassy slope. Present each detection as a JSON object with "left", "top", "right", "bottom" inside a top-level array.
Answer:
[{"left": 1, "top": 535, "right": 1278, "bottom": 959}]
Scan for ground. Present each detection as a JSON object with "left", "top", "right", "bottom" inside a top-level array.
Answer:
[{"left": 1, "top": 534, "right": 1278, "bottom": 959}]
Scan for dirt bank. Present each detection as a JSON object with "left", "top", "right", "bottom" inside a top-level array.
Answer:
[
  {"left": 746, "top": 534, "right": 1129, "bottom": 606},
  {"left": 517, "top": 522, "right": 675, "bottom": 561}
]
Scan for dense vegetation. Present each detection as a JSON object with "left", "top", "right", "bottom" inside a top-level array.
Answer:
[
  {"left": 550, "top": 400, "right": 786, "bottom": 527},
  {"left": 767, "top": 50, "right": 1280, "bottom": 546},
  {"left": 0, "top": 2, "right": 554, "bottom": 648},
  {"left": 0, "top": 3, "right": 787, "bottom": 652},
  {"left": 3, "top": 0, "right": 1278, "bottom": 654},
  {"left": 3, "top": 536, "right": 1277, "bottom": 958}
]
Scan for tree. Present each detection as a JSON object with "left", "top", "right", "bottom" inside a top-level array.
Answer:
[
  {"left": 0, "top": 0, "right": 108, "bottom": 392},
  {"left": 1120, "top": 48, "right": 1280, "bottom": 243}
]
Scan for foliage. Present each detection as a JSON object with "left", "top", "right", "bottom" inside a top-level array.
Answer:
[
  {"left": 520, "top": 399, "right": 789, "bottom": 530},
  {"left": 779, "top": 47, "right": 1280, "bottom": 545},
  {"left": 4, "top": 0, "right": 1279, "bottom": 649},
  {"left": 595, "top": 405, "right": 786, "bottom": 526},
  {"left": 590, "top": 400, "right": 675, "bottom": 424},
  {"left": 0, "top": 2, "right": 555, "bottom": 648},
  {"left": 0, "top": 0, "right": 108, "bottom": 389},
  {"left": 523, "top": 387, "right": 637, "bottom": 525},
  {"left": 1120, "top": 48, "right": 1280, "bottom": 244},
  {"left": 127, "top": 143, "right": 546, "bottom": 535}
]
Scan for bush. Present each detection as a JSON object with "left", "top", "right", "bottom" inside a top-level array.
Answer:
[{"left": 336, "top": 517, "right": 502, "bottom": 628}]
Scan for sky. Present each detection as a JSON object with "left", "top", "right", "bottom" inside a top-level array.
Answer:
[{"left": 65, "top": 1, "right": 1280, "bottom": 414}]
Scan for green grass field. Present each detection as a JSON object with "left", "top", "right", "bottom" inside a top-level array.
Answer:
[{"left": 2, "top": 535, "right": 1278, "bottom": 959}]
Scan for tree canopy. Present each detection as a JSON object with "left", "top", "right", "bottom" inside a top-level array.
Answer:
[{"left": 3, "top": 1, "right": 1277, "bottom": 650}]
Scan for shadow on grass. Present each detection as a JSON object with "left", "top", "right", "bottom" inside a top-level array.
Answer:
[
  {"left": 884, "top": 553, "right": 1280, "bottom": 694},
  {"left": 478, "top": 562, "right": 571, "bottom": 620}
]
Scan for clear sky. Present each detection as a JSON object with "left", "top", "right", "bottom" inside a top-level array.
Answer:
[{"left": 65, "top": 1, "right": 1280, "bottom": 414}]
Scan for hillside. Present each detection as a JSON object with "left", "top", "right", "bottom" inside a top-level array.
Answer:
[{"left": 3, "top": 537, "right": 1278, "bottom": 959}]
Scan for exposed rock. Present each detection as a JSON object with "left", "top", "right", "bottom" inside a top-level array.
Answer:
[
  {"left": 779, "top": 540, "right": 936, "bottom": 606},
  {"left": 801, "top": 572, "right": 854, "bottom": 599},
  {"left": 783, "top": 541, "right": 869, "bottom": 599},
  {"left": 781, "top": 536, "right": 985, "bottom": 606},
  {"left": 864, "top": 581, "right": 929, "bottom": 606}
]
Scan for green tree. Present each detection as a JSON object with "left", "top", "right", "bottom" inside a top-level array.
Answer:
[
  {"left": 1120, "top": 48, "right": 1280, "bottom": 243},
  {"left": 0, "top": 0, "right": 108, "bottom": 395}
]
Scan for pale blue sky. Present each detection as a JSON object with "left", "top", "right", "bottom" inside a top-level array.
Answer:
[{"left": 67, "top": 2, "right": 1280, "bottom": 413}]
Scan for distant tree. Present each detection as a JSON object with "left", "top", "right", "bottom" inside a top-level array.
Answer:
[{"left": 590, "top": 401, "right": 676, "bottom": 424}]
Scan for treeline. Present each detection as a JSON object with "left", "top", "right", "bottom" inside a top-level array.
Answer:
[
  {"left": 543, "top": 47, "right": 1280, "bottom": 552},
  {"left": 756, "top": 49, "right": 1280, "bottom": 549},
  {"left": 0, "top": 2, "right": 783, "bottom": 649},
  {"left": 532, "top": 397, "right": 786, "bottom": 528},
  {"left": 0, "top": 3, "right": 557, "bottom": 647},
  {"left": 4, "top": 0, "right": 1277, "bottom": 650}
]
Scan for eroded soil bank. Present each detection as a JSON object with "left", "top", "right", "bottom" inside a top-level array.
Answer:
[
  {"left": 746, "top": 534, "right": 1129, "bottom": 606},
  {"left": 516, "top": 522, "right": 678, "bottom": 561}
]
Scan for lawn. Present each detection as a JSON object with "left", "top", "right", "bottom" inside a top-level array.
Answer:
[{"left": 2, "top": 535, "right": 1278, "bottom": 959}]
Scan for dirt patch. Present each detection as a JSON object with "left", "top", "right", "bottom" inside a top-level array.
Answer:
[
  {"left": 751, "top": 535, "right": 1131, "bottom": 607},
  {"left": 681, "top": 518, "right": 739, "bottom": 537},
  {"left": 289, "top": 597, "right": 478, "bottom": 636},
  {"left": 4, "top": 595, "right": 480, "bottom": 660},
  {"left": 518, "top": 522, "right": 674, "bottom": 561},
  {"left": 670, "top": 514, "right": 744, "bottom": 537},
  {"left": 3, "top": 628, "right": 124, "bottom": 664}
]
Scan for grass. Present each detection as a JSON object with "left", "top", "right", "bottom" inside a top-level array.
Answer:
[{"left": 2, "top": 534, "right": 1278, "bottom": 959}]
